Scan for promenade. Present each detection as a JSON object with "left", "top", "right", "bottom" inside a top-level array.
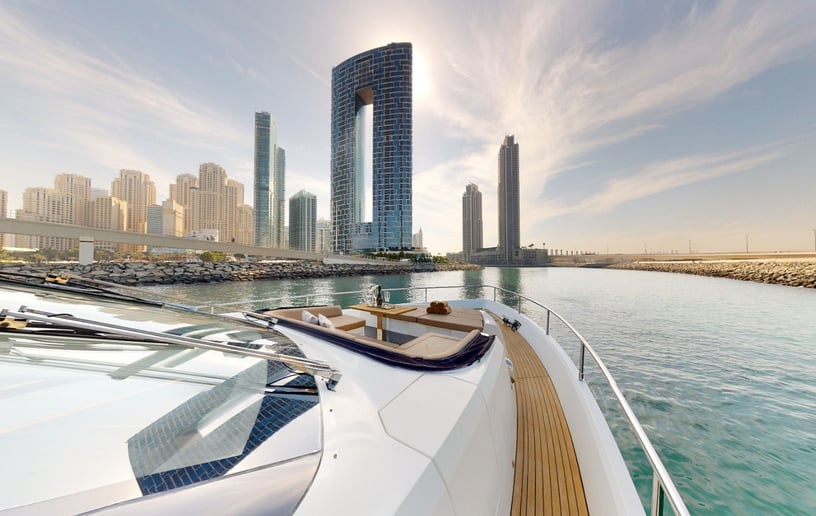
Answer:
[{"left": 609, "top": 258, "right": 816, "bottom": 289}]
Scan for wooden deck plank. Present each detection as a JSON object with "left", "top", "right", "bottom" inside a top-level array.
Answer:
[{"left": 493, "top": 315, "right": 589, "bottom": 516}]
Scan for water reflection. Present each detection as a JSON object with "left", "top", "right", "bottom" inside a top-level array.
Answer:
[
  {"left": 457, "top": 269, "right": 482, "bottom": 300},
  {"left": 496, "top": 267, "right": 522, "bottom": 307}
]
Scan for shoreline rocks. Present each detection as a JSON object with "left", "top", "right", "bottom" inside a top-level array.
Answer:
[
  {"left": 608, "top": 260, "right": 816, "bottom": 289},
  {"left": 0, "top": 260, "right": 481, "bottom": 286}
]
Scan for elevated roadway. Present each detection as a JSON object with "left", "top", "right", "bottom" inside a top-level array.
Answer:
[{"left": 0, "top": 219, "right": 324, "bottom": 261}]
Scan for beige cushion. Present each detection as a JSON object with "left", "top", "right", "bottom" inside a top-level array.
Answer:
[
  {"left": 264, "top": 305, "right": 364, "bottom": 331},
  {"left": 328, "top": 315, "right": 366, "bottom": 331}
]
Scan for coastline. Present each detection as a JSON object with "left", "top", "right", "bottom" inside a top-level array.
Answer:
[
  {"left": 0, "top": 259, "right": 481, "bottom": 286},
  {"left": 608, "top": 258, "right": 816, "bottom": 289},
  {"left": 4, "top": 258, "right": 813, "bottom": 289}
]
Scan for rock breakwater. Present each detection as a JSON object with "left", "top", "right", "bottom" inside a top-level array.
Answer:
[
  {"left": 0, "top": 260, "right": 481, "bottom": 286},
  {"left": 609, "top": 259, "right": 816, "bottom": 288}
]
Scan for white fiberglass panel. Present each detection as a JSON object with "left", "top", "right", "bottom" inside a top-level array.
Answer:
[{"left": 380, "top": 374, "right": 502, "bottom": 516}]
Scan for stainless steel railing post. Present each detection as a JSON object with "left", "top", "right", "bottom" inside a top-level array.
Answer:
[
  {"left": 651, "top": 474, "right": 665, "bottom": 516},
  {"left": 579, "top": 342, "right": 586, "bottom": 381}
]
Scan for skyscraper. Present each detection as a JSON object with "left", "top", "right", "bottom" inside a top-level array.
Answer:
[
  {"left": 316, "top": 218, "right": 332, "bottom": 255},
  {"left": 169, "top": 173, "right": 198, "bottom": 236},
  {"left": 498, "top": 135, "right": 520, "bottom": 264},
  {"left": 331, "top": 42, "right": 412, "bottom": 253},
  {"left": 0, "top": 189, "right": 7, "bottom": 249},
  {"left": 254, "top": 111, "right": 277, "bottom": 247},
  {"left": 54, "top": 173, "right": 91, "bottom": 226},
  {"left": 186, "top": 163, "right": 251, "bottom": 244},
  {"left": 87, "top": 195, "right": 127, "bottom": 252},
  {"left": 289, "top": 190, "right": 316, "bottom": 252},
  {"left": 198, "top": 162, "right": 228, "bottom": 241},
  {"left": 111, "top": 169, "right": 156, "bottom": 252},
  {"left": 16, "top": 186, "right": 76, "bottom": 251},
  {"left": 412, "top": 226, "right": 423, "bottom": 250},
  {"left": 273, "top": 147, "right": 286, "bottom": 248},
  {"left": 462, "top": 183, "right": 483, "bottom": 261},
  {"left": 161, "top": 199, "right": 184, "bottom": 237},
  {"left": 147, "top": 205, "right": 163, "bottom": 235},
  {"left": 111, "top": 169, "right": 156, "bottom": 235}
]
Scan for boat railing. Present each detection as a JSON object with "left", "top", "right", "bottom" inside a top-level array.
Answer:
[
  {"left": 391, "top": 284, "right": 690, "bottom": 516},
  {"left": 200, "top": 284, "right": 688, "bottom": 516}
]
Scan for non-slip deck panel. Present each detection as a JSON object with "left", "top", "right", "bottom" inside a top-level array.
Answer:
[{"left": 493, "top": 316, "right": 589, "bottom": 516}]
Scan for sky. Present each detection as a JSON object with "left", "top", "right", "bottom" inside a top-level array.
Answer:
[{"left": 1, "top": 0, "right": 815, "bottom": 255}]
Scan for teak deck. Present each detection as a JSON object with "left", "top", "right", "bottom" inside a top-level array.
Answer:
[{"left": 494, "top": 316, "right": 589, "bottom": 516}]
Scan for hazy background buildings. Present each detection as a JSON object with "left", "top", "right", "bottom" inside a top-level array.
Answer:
[{"left": 462, "top": 183, "right": 483, "bottom": 262}]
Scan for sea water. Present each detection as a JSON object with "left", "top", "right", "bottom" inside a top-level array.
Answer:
[{"left": 148, "top": 267, "right": 816, "bottom": 515}]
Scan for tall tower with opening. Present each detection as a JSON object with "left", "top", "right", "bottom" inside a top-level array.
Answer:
[{"left": 330, "top": 42, "right": 413, "bottom": 254}]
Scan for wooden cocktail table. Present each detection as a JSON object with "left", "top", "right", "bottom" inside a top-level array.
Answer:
[{"left": 347, "top": 304, "right": 417, "bottom": 339}]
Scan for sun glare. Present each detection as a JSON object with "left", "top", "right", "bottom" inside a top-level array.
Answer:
[{"left": 413, "top": 50, "right": 430, "bottom": 101}]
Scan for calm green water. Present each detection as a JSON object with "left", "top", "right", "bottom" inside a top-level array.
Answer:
[{"left": 147, "top": 267, "right": 816, "bottom": 515}]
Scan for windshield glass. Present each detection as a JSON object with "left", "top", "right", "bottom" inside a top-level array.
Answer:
[{"left": 0, "top": 282, "right": 321, "bottom": 511}]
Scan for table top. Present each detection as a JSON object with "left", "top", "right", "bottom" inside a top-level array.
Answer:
[{"left": 347, "top": 304, "right": 418, "bottom": 317}]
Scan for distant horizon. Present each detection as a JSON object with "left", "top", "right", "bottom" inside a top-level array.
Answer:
[{"left": 2, "top": 1, "right": 815, "bottom": 255}]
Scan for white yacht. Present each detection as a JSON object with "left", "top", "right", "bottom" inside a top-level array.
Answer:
[{"left": 0, "top": 273, "right": 688, "bottom": 515}]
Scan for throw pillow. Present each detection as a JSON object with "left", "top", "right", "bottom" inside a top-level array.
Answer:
[
  {"left": 317, "top": 313, "right": 335, "bottom": 329},
  {"left": 301, "top": 310, "right": 319, "bottom": 325}
]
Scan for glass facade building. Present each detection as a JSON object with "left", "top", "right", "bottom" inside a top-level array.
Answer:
[
  {"left": 330, "top": 42, "right": 412, "bottom": 253},
  {"left": 273, "top": 147, "right": 286, "bottom": 248},
  {"left": 254, "top": 112, "right": 277, "bottom": 248},
  {"left": 498, "top": 135, "right": 520, "bottom": 264},
  {"left": 289, "top": 190, "right": 316, "bottom": 252}
]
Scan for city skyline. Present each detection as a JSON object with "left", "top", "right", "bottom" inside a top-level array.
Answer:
[
  {"left": 2, "top": 1, "right": 815, "bottom": 254},
  {"left": 9, "top": 164, "right": 256, "bottom": 252}
]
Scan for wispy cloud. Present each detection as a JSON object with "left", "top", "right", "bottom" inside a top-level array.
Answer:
[
  {"left": 290, "top": 55, "right": 330, "bottom": 86},
  {"left": 68, "top": 126, "right": 171, "bottom": 183},
  {"left": 0, "top": 5, "right": 241, "bottom": 158},
  {"left": 423, "top": 0, "right": 816, "bottom": 184},
  {"left": 537, "top": 143, "right": 788, "bottom": 219},
  {"left": 411, "top": 0, "right": 816, "bottom": 251}
]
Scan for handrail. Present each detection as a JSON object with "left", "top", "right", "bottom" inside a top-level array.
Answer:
[
  {"left": 204, "top": 283, "right": 689, "bottom": 516},
  {"left": 1, "top": 306, "right": 342, "bottom": 390},
  {"left": 190, "top": 289, "right": 368, "bottom": 313},
  {"left": 399, "top": 284, "right": 690, "bottom": 516}
]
